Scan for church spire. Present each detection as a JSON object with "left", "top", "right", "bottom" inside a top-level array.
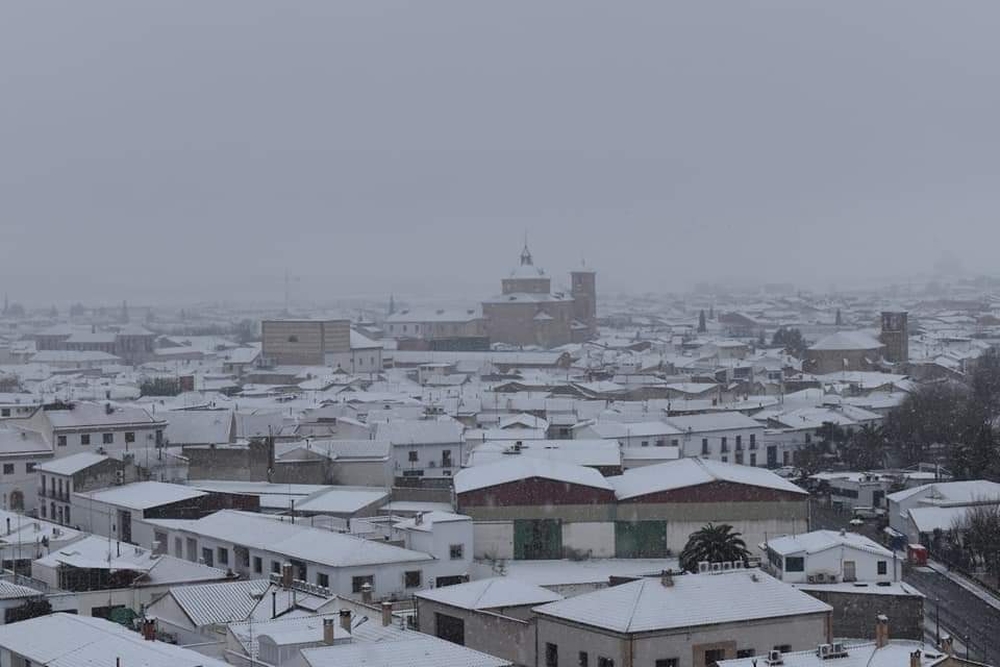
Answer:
[{"left": 520, "top": 233, "right": 533, "bottom": 267}]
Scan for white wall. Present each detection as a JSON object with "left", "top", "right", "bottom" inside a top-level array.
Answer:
[
  {"left": 473, "top": 521, "right": 514, "bottom": 560},
  {"left": 562, "top": 521, "right": 615, "bottom": 558}
]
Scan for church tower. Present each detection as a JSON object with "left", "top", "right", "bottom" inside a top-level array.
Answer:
[{"left": 571, "top": 264, "right": 597, "bottom": 337}]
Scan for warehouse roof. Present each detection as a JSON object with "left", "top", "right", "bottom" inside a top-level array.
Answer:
[
  {"left": 454, "top": 458, "right": 614, "bottom": 495},
  {"left": 73, "top": 481, "right": 207, "bottom": 510},
  {"left": 609, "top": 458, "right": 807, "bottom": 500},
  {"left": 301, "top": 634, "right": 512, "bottom": 667}
]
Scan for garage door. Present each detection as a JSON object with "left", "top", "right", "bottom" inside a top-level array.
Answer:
[
  {"left": 615, "top": 520, "right": 667, "bottom": 558},
  {"left": 513, "top": 519, "right": 563, "bottom": 560}
]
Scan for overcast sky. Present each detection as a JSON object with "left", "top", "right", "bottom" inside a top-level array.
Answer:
[{"left": 2, "top": 2, "right": 999, "bottom": 305}]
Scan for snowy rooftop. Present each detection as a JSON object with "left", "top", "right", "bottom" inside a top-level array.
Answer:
[
  {"left": 73, "top": 481, "right": 207, "bottom": 510},
  {"left": 808, "top": 331, "right": 884, "bottom": 351},
  {"left": 415, "top": 576, "right": 562, "bottom": 610},
  {"left": 0, "top": 614, "right": 232, "bottom": 667},
  {"left": 609, "top": 458, "right": 807, "bottom": 500},
  {"left": 35, "top": 451, "right": 109, "bottom": 476},
  {"left": 301, "top": 635, "right": 512, "bottom": 667},
  {"left": 718, "top": 640, "right": 947, "bottom": 667},
  {"left": 665, "top": 411, "right": 763, "bottom": 433},
  {"left": 173, "top": 511, "right": 433, "bottom": 568},
  {"left": 764, "top": 530, "right": 893, "bottom": 558},
  {"left": 533, "top": 570, "right": 831, "bottom": 633},
  {"left": 454, "top": 457, "right": 614, "bottom": 495}
]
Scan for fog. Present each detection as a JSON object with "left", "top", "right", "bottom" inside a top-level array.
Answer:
[{"left": 3, "top": 1, "right": 1000, "bottom": 304}]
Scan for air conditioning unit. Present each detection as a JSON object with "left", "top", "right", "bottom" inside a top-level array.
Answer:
[
  {"left": 698, "top": 561, "right": 710, "bottom": 574},
  {"left": 830, "top": 643, "right": 847, "bottom": 657},
  {"left": 114, "top": 470, "right": 125, "bottom": 485},
  {"left": 722, "top": 561, "right": 732, "bottom": 571},
  {"left": 816, "top": 644, "right": 832, "bottom": 659},
  {"left": 807, "top": 574, "right": 818, "bottom": 584},
  {"left": 733, "top": 560, "right": 744, "bottom": 569},
  {"left": 814, "top": 573, "right": 826, "bottom": 583},
  {"left": 766, "top": 650, "right": 784, "bottom": 665},
  {"left": 710, "top": 562, "right": 722, "bottom": 574}
]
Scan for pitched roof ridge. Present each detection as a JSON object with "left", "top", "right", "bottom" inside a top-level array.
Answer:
[{"left": 622, "top": 578, "right": 648, "bottom": 632}]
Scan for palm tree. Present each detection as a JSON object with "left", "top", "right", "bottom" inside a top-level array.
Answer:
[{"left": 679, "top": 523, "right": 750, "bottom": 573}]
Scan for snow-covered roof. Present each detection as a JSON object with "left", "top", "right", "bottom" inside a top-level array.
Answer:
[
  {"left": 74, "top": 481, "right": 207, "bottom": 510},
  {"left": 35, "top": 452, "right": 109, "bottom": 476},
  {"left": 609, "top": 458, "right": 807, "bottom": 500},
  {"left": 0, "top": 614, "right": 232, "bottom": 667},
  {"left": 665, "top": 411, "right": 762, "bottom": 433},
  {"left": 454, "top": 458, "right": 614, "bottom": 495},
  {"left": 301, "top": 635, "right": 512, "bottom": 667},
  {"left": 587, "top": 421, "right": 681, "bottom": 438},
  {"left": 764, "top": 530, "right": 893, "bottom": 558},
  {"left": 45, "top": 402, "right": 164, "bottom": 429},
  {"left": 466, "top": 439, "right": 621, "bottom": 469},
  {"left": 375, "top": 419, "right": 464, "bottom": 445},
  {"left": 887, "top": 479, "right": 1000, "bottom": 505},
  {"left": 718, "top": 640, "right": 947, "bottom": 667},
  {"left": 415, "top": 576, "right": 562, "bottom": 610},
  {"left": 394, "top": 511, "right": 471, "bottom": 533},
  {"left": 174, "top": 511, "right": 434, "bottom": 568},
  {"left": 533, "top": 570, "right": 830, "bottom": 633},
  {"left": 808, "top": 331, "right": 884, "bottom": 351}
]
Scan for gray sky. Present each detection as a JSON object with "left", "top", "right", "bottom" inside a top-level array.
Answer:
[{"left": 3, "top": 1, "right": 1000, "bottom": 305}]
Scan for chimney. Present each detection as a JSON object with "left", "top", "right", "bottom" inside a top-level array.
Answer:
[
  {"left": 381, "top": 601, "right": 393, "bottom": 627},
  {"left": 272, "top": 590, "right": 277, "bottom": 619},
  {"left": 281, "top": 562, "right": 294, "bottom": 588},
  {"left": 660, "top": 570, "right": 674, "bottom": 587},
  {"left": 361, "top": 582, "right": 373, "bottom": 604},
  {"left": 141, "top": 619, "right": 156, "bottom": 641},
  {"left": 324, "top": 617, "right": 337, "bottom": 644},
  {"left": 909, "top": 650, "right": 921, "bottom": 667},
  {"left": 875, "top": 614, "right": 889, "bottom": 648},
  {"left": 338, "top": 609, "right": 352, "bottom": 633},
  {"left": 940, "top": 635, "right": 954, "bottom": 656}
]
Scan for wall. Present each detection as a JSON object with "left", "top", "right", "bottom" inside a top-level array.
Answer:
[
  {"left": 775, "top": 546, "right": 895, "bottom": 584},
  {"left": 536, "top": 612, "right": 830, "bottom": 667},
  {"left": 416, "top": 599, "right": 536, "bottom": 666},
  {"left": 184, "top": 440, "right": 272, "bottom": 481},
  {"left": 563, "top": 521, "right": 616, "bottom": 559},
  {"left": 800, "top": 587, "right": 922, "bottom": 640},
  {"left": 473, "top": 521, "right": 514, "bottom": 560}
]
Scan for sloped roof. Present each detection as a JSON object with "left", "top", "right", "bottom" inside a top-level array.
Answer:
[
  {"left": 533, "top": 570, "right": 830, "bottom": 633},
  {"left": 167, "top": 580, "right": 271, "bottom": 627},
  {"left": 765, "top": 530, "right": 893, "bottom": 558},
  {"left": 415, "top": 576, "right": 562, "bottom": 610},
  {"left": 609, "top": 458, "right": 807, "bottom": 500},
  {"left": 454, "top": 458, "right": 614, "bottom": 495},
  {"left": 36, "top": 452, "right": 109, "bottom": 475},
  {"left": 809, "top": 331, "right": 884, "bottom": 351},
  {"left": 301, "top": 635, "right": 512, "bottom": 667},
  {"left": 74, "top": 481, "right": 206, "bottom": 510}
]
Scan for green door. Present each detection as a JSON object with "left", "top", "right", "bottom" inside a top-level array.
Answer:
[
  {"left": 615, "top": 520, "right": 667, "bottom": 558},
  {"left": 513, "top": 519, "right": 563, "bottom": 560}
]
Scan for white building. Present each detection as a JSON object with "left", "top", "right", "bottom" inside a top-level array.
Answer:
[
  {"left": 144, "top": 509, "right": 473, "bottom": 599},
  {"left": 762, "top": 530, "right": 898, "bottom": 584},
  {"left": 375, "top": 418, "right": 465, "bottom": 481},
  {"left": 665, "top": 412, "right": 766, "bottom": 466},
  {"left": 886, "top": 480, "right": 1000, "bottom": 543},
  {"left": 0, "top": 421, "right": 50, "bottom": 512},
  {"left": 532, "top": 570, "right": 832, "bottom": 667}
]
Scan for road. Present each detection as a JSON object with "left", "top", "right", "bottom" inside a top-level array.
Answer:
[
  {"left": 809, "top": 500, "right": 1000, "bottom": 663},
  {"left": 904, "top": 565, "right": 1000, "bottom": 665}
]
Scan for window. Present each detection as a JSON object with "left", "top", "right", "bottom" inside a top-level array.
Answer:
[
  {"left": 408, "top": 450, "right": 418, "bottom": 462},
  {"left": 201, "top": 547, "right": 214, "bottom": 567},
  {"left": 579, "top": 652, "right": 590, "bottom": 667},
  {"left": 2, "top": 464, "right": 12, "bottom": 475},
  {"left": 598, "top": 658, "right": 615, "bottom": 667},
  {"left": 64, "top": 506, "right": 70, "bottom": 524},
  {"left": 705, "top": 648, "right": 727, "bottom": 667},
  {"left": 449, "top": 544, "right": 464, "bottom": 560},
  {"left": 721, "top": 437, "right": 728, "bottom": 452},
  {"left": 721, "top": 456, "right": 728, "bottom": 463},
  {"left": 750, "top": 433, "right": 757, "bottom": 449},
  {"left": 404, "top": 570, "right": 422, "bottom": 588},
  {"left": 701, "top": 438, "right": 709, "bottom": 455},
  {"left": 217, "top": 547, "right": 228, "bottom": 565},
  {"left": 750, "top": 453, "right": 757, "bottom": 466},
  {"left": 545, "top": 643, "right": 559, "bottom": 667},
  {"left": 124, "top": 432, "right": 135, "bottom": 444},
  {"left": 442, "top": 450, "right": 452, "bottom": 467},
  {"left": 0, "top": 408, "right": 8, "bottom": 417},
  {"left": 175, "top": 537, "right": 183, "bottom": 558},
  {"left": 641, "top": 440, "right": 649, "bottom": 447},
  {"left": 735, "top": 435, "right": 742, "bottom": 450},
  {"left": 805, "top": 433, "right": 812, "bottom": 444},
  {"left": 669, "top": 439, "right": 678, "bottom": 447},
  {"left": 102, "top": 433, "right": 113, "bottom": 444},
  {"left": 877, "top": 560, "right": 888, "bottom": 575},
  {"left": 272, "top": 561, "right": 282, "bottom": 574},
  {"left": 352, "top": 575, "right": 374, "bottom": 593},
  {"left": 40, "top": 505, "right": 46, "bottom": 518},
  {"left": 317, "top": 572, "right": 330, "bottom": 588},
  {"left": 785, "top": 557, "right": 804, "bottom": 572},
  {"left": 57, "top": 435, "right": 67, "bottom": 447},
  {"left": 26, "top": 462, "right": 36, "bottom": 473},
  {"left": 287, "top": 335, "right": 299, "bottom": 342},
  {"left": 656, "top": 660, "right": 679, "bottom": 667},
  {"left": 253, "top": 557, "right": 263, "bottom": 573},
  {"left": 80, "top": 434, "right": 90, "bottom": 446}
]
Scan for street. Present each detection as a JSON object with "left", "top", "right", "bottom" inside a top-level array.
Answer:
[{"left": 809, "top": 499, "right": 1000, "bottom": 664}]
